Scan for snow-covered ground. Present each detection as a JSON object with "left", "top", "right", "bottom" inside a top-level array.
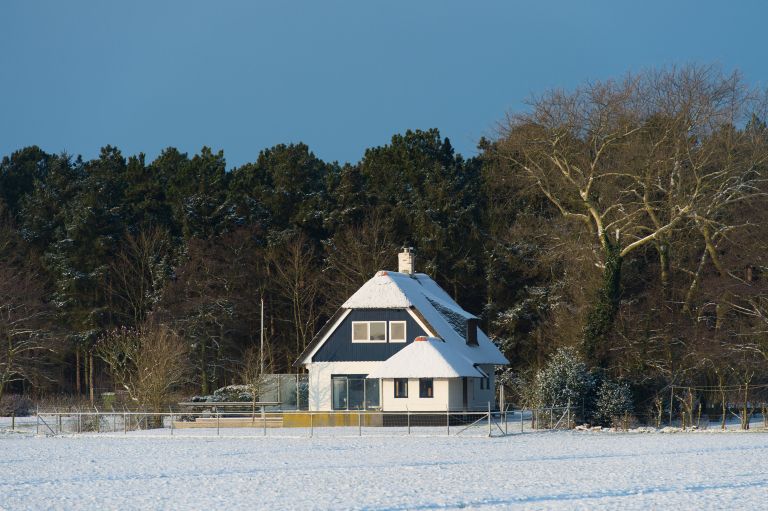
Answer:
[{"left": 2, "top": 429, "right": 767, "bottom": 510}]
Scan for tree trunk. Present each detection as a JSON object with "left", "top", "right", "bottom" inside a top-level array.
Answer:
[
  {"left": 83, "top": 349, "right": 88, "bottom": 398},
  {"left": 657, "top": 241, "right": 670, "bottom": 299},
  {"left": 200, "top": 341, "right": 209, "bottom": 395},
  {"left": 89, "top": 351, "right": 95, "bottom": 406},
  {"left": 76, "top": 347, "right": 81, "bottom": 395},
  {"left": 583, "top": 243, "right": 622, "bottom": 367}
]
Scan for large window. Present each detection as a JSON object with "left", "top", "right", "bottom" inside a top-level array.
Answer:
[
  {"left": 419, "top": 378, "right": 433, "bottom": 398},
  {"left": 389, "top": 321, "right": 406, "bottom": 343},
  {"left": 352, "top": 321, "right": 387, "bottom": 342},
  {"left": 394, "top": 378, "right": 408, "bottom": 398},
  {"left": 332, "top": 375, "right": 380, "bottom": 410}
]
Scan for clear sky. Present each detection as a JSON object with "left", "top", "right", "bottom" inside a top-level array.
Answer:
[{"left": 1, "top": 1, "right": 766, "bottom": 168}]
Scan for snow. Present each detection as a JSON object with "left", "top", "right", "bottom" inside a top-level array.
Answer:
[
  {"left": 367, "top": 337, "right": 485, "bottom": 378},
  {"left": 2, "top": 429, "right": 767, "bottom": 510},
  {"left": 342, "top": 271, "right": 413, "bottom": 309}
]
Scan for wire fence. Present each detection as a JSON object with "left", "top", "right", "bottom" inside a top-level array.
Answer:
[
  {"left": 2, "top": 405, "right": 543, "bottom": 438},
  {"left": 3, "top": 402, "right": 765, "bottom": 438}
]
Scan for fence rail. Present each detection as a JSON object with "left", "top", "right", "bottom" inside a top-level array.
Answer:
[
  {"left": 0, "top": 403, "right": 540, "bottom": 438},
  {"left": 3, "top": 404, "right": 764, "bottom": 438}
]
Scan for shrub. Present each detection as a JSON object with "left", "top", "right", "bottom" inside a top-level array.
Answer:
[
  {"left": 595, "top": 380, "right": 634, "bottom": 427},
  {"left": 529, "top": 347, "right": 594, "bottom": 409},
  {"left": 0, "top": 395, "right": 33, "bottom": 416}
]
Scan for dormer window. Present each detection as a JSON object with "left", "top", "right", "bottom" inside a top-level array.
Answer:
[
  {"left": 352, "top": 321, "right": 387, "bottom": 343},
  {"left": 389, "top": 321, "right": 406, "bottom": 343},
  {"left": 466, "top": 318, "right": 478, "bottom": 346}
]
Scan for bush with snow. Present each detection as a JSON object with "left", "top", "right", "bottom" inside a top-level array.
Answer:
[
  {"left": 528, "top": 347, "right": 594, "bottom": 410},
  {"left": 594, "top": 379, "right": 634, "bottom": 427}
]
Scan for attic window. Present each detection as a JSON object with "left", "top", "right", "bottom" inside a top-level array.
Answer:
[
  {"left": 466, "top": 319, "right": 478, "bottom": 346},
  {"left": 352, "top": 321, "right": 387, "bottom": 343},
  {"left": 389, "top": 321, "right": 406, "bottom": 343}
]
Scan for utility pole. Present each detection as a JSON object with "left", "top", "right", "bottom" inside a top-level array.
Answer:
[{"left": 260, "top": 297, "right": 265, "bottom": 375}]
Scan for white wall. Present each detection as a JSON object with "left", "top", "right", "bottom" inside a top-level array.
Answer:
[
  {"left": 306, "top": 363, "right": 500, "bottom": 412},
  {"left": 469, "top": 365, "right": 496, "bottom": 410},
  {"left": 380, "top": 378, "right": 451, "bottom": 412},
  {"left": 306, "top": 361, "right": 381, "bottom": 411}
]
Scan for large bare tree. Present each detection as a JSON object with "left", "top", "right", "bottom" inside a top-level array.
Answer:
[
  {"left": 497, "top": 65, "right": 767, "bottom": 364},
  {"left": 267, "top": 232, "right": 321, "bottom": 363},
  {"left": 0, "top": 222, "right": 56, "bottom": 402},
  {"left": 109, "top": 227, "right": 173, "bottom": 327}
]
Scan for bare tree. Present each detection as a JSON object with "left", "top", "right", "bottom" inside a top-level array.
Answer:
[
  {"left": 497, "top": 65, "right": 767, "bottom": 364},
  {"left": 0, "top": 224, "right": 56, "bottom": 402},
  {"left": 240, "top": 342, "right": 274, "bottom": 418},
  {"left": 96, "top": 322, "right": 189, "bottom": 411},
  {"left": 109, "top": 227, "right": 173, "bottom": 326},
  {"left": 322, "top": 212, "right": 398, "bottom": 305},
  {"left": 267, "top": 232, "right": 321, "bottom": 361}
]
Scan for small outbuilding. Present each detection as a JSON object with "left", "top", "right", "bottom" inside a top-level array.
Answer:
[{"left": 295, "top": 248, "right": 509, "bottom": 411}]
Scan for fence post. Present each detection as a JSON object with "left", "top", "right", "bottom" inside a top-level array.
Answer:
[
  {"left": 358, "top": 410, "right": 362, "bottom": 437},
  {"left": 446, "top": 406, "right": 450, "bottom": 436},
  {"left": 78, "top": 412, "right": 82, "bottom": 434},
  {"left": 36, "top": 407, "right": 39, "bottom": 435},
  {"left": 521, "top": 410, "right": 524, "bottom": 433},
  {"left": 505, "top": 408, "right": 508, "bottom": 436},
  {"left": 407, "top": 407, "right": 411, "bottom": 435},
  {"left": 262, "top": 406, "right": 266, "bottom": 437},
  {"left": 170, "top": 408, "right": 174, "bottom": 436},
  {"left": 123, "top": 411, "right": 127, "bottom": 434},
  {"left": 488, "top": 402, "right": 492, "bottom": 437},
  {"left": 309, "top": 411, "right": 313, "bottom": 438},
  {"left": 112, "top": 413, "right": 116, "bottom": 433},
  {"left": 11, "top": 412, "right": 15, "bottom": 431},
  {"left": 216, "top": 411, "right": 220, "bottom": 436}
]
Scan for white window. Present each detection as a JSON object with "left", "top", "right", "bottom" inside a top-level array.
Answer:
[
  {"left": 389, "top": 321, "right": 406, "bottom": 343},
  {"left": 351, "top": 321, "right": 387, "bottom": 343},
  {"left": 352, "top": 322, "right": 368, "bottom": 342}
]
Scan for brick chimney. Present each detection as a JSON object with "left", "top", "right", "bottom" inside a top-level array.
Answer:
[{"left": 398, "top": 247, "right": 416, "bottom": 276}]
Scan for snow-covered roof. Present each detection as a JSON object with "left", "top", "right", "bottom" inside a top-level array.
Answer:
[
  {"left": 366, "top": 337, "right": 486, "bottom": 379},
  {"left": 341, "top": 271, "right": 508, "bottom": 366}
]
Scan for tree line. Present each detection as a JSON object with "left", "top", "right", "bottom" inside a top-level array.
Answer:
[{"left": 1, "top": 65, "right": 767, "bottom": 418}]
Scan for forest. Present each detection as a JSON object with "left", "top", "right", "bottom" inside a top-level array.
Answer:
[{"left": 1, "top": 65, "right": 767, "bottom": 418}]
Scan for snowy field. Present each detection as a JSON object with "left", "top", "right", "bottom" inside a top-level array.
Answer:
[{"left": 1, "top": 429, "right": 767, "bottom": 510}]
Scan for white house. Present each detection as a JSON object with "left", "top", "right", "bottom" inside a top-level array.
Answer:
[{"left": 295, "top": 248, "right": 509, "bottom": 412}]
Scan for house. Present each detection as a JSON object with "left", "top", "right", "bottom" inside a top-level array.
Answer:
[{"left": 295, "top": 248, "right": 509, "bottom": 412}]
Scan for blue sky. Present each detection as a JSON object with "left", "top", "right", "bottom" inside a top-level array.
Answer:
[{"left": 1, "top": 1, "right": 766, "bottom": 168}]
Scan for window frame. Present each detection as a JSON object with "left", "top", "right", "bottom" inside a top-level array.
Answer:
[
  {"left": 389, "top": 321, "right": 407, "bottom": 343},
  {"left": 351, "top": 321, "right": 388, "bottom": 343},
  {"left": 394, "top": 378, "right": 408, "bottom": 398},
  {"left": 419, "top": 378, "right": 434, "bottom": 398}
]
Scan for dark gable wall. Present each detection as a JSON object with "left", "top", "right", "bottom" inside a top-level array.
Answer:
[{"left": 312, "top": 308, "right": 427, "bottom": 362}]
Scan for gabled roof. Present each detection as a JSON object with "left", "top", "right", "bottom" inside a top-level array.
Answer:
[
  {"left": 366, "top": 337, "right": 486, "bottom": 379},
  {"left": 296, "top": 271, "right": 508, "bottom": 366}
]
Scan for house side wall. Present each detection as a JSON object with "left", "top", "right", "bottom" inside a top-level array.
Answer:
[
  {"left": 448, "top": 378, "right": 464, "bottom": 410},
  {"left": 312, "top": 309, "right": 427, "bottom": 362},
  {"left": 380, "top": 378, "right": 451, "bottom": 412},
  {"left": 468, "top": 365, "right": 496, "bottom": 410},
  {"left": 306, "top": 361, "right": 382, "bottom": 411}
]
